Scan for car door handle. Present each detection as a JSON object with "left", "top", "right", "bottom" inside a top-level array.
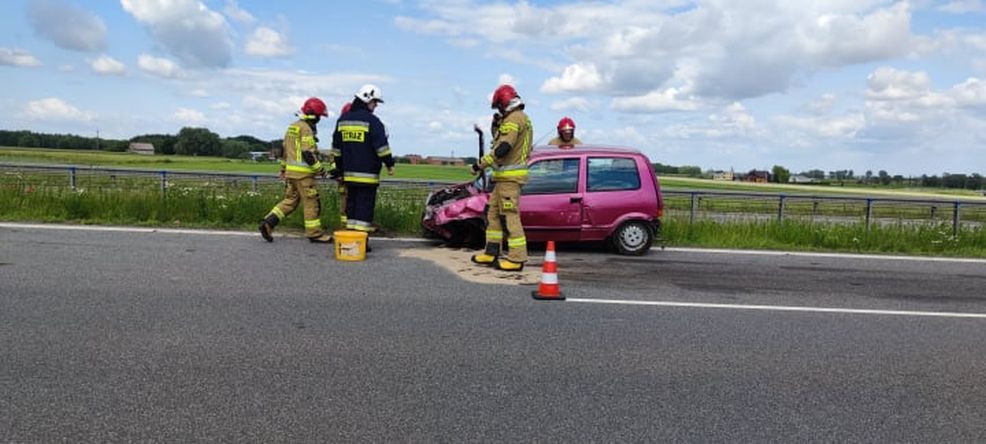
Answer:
[{"left": 569, "top": 196, "right": 583, "bottom": 203}]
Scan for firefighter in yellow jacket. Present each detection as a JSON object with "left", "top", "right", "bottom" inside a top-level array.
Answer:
[
  {"left": 548, "top": 117, "right": 582, "bottom": 147},
  {"left": 470, "top": 84, "right": 532, "bottom": 271},
  {"left": 259, "top": 97, "right": 333, "bottom": 243}
]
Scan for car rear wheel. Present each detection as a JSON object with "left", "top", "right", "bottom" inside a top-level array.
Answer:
[{"left": 612, "top": 221, "right": 652, "bottom": 255}]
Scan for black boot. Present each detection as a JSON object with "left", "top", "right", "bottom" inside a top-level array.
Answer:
[
  {"left": 308, "top": 233, "right": 333, "bottom": 243},
  {"left": 259, "top": 214, "right": 279, "bottom": 242}
]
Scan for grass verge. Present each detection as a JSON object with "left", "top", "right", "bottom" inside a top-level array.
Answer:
[
  {"left": 2, "top": 185, "right": 984, "bottom": 258},
  {"left": 661, "top": 217, "right": 986, "bottom": 258}
]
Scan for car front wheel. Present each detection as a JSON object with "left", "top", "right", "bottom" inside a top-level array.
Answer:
[{"left": 612, "top": 221, "right": 653, "bottom": 255}]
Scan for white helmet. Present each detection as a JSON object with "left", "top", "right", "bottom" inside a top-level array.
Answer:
[{"left": 356, "top": 84, "right": 384, "bottom": 104}]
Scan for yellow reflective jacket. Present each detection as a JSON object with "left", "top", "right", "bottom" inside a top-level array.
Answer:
[
  {"left": 548, "top": 136, "right": 583, "bottom": 146},
  {"left": 282, "top": 119, "right": 326, "bottom": 180},
  {"left": 479, "top": 109, "right": 532, "bottom": 184}
]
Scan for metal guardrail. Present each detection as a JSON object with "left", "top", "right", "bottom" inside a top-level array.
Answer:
[
  {"left": 4, "top": 163, "right": 985, "bottom": 234},
  {"left": 663, "top": 190, "right": 986, "bottom": 234},
  {"left": 0, "top": 162, "right": 456, "bottom": 193}
]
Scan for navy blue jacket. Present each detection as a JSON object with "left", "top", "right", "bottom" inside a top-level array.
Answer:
[{"left": 332, "top": 100, "right": 394, "bottom": 185}]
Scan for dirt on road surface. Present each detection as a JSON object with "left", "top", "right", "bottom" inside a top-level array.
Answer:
[{"left": 399, "top": 247, "right": 541, "bottom": 286}]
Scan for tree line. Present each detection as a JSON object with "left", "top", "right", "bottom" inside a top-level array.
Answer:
[
  {"left": 777, "top": 165, "right": 983, "bottom": 190},
  {"left": 3, "top": 128, "right": 983, "bottom": 189},
  {"left": 0, "top": 128, "right": 274, "bottom": 160},
  {"left": 0, "top": 130, "right": 129, "bottom": 152}
]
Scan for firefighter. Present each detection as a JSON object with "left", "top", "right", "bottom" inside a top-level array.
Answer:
[
  {"left": 333, "top": 84, "right": 395, "bottom": 251},
  {"left": 470, "top": 84, "right": 532, "bottom": 271},
  {"left": 259, "top": 97, "right": 333, "bottom": 243},
  {"left": 548, "top": 117, "right": 582, "bottom": 147},
  {"left": 329, "top": 102, "right": 353, "bottom": 227}
]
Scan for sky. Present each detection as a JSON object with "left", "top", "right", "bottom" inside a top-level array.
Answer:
[{"left": 1, "top": 0, "right": 985, "bottom": 176}]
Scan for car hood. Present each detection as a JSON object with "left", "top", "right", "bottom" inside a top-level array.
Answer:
[{"left": 423, "top": 180, "right": 489, "bottom": 226}]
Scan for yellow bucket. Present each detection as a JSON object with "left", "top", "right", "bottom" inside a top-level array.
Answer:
[{"left": 334, "top": 230, "right": 368, "bottom": 261}]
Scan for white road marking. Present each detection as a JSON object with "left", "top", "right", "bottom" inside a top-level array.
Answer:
[
  {"left": 0, "top": 222, "right": 431, "bottom": 242},
  {"left": 2, "top": 223, "right": 984, "bottom": 260},
  {"left": 663, "top": 247, "right": 986, "bottom": 264},
  {"left": 566, "top": 298, "right": 986, "bottom": 319}
]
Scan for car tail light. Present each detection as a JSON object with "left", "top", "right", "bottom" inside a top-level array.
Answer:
[{"left": 656, "top": 207, "right": 663, "bottom": 218}]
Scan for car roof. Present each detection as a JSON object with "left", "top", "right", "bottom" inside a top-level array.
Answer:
[{"left": 531, "top": 144, "right": 645, "bottom": 159}]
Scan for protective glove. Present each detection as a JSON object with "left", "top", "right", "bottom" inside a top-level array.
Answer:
[{"left": 470, "top": 163, "right": 482, "bottom": 174}]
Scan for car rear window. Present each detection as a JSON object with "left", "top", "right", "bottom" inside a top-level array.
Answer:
[
  {"left": 523, "top": 158, "right": 580, "bottom": 194},
  {"left": 587, "top": 157, "right": 640, "bottom": 192}
]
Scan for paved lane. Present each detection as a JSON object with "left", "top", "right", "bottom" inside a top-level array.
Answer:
[{"left": 2, "top": 225, "right": 985, "bottom": 441}]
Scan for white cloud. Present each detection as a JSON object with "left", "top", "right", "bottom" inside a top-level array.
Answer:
[
  {"left": 448, "top": 38, "right": 480, "bottom": 48},
  {"left": 0, "top": 48, "right": 42, "bottom": 67},
  {"left": 223, "top": 0, "right": 255, "bottom": 25},
  {"left": 28, "top": 0, "right": 106, "bottom": 52},
  {"left": 222, "top": 68, "right": 389, "bottom": 98},
  {"left": 948, "top": 77, "right": 986, "bottom": 107},
  {"left": 174, "top": 107, "right": 207, "bottom": 125},
  {"left": 90, "top": 55, "right": 126, "bottom": 75},
  {"left": 137, "top": 54, "right": 182, "bottom": 78},
  {"left": 405, "top": 1, "right": 919, "bottom": 102},
  {"left": 188, "top": 89, "right": 209, "bottom": 97},
  {"left": 866, "top": 67, "right": 930, "bottom": 101},
  {"left": 541, "top": 63, "right": 605, "bottom": 94},
  {"left": 24, "top": 97, "right": 95, "bottom": 122},
  {"left": 121, "top": 0, "right": 233, "bottom": 68},
  {"left": 807, "top": 93, "right": 838, "bottom": 115},
  {"left": 550, "top": 97, "right": 591, "bottom": 113},
  {"left": 611, "top": 87, "right": 700, "bottom": 113},
  {"left": 245, "top": 27, "right": 294, "bottom": 58},
  {"left": 498, "top": 73, "right": 516, "bottom": 86},
  {"left": 938, "top": 0, "right": 986, "bottom": 13},
  {"left": 210, "top": 102, "right": 231, "bottom": 110},
  {"left": 776, "top": 114, "right": 866, "bottom": 138},
  {"left": 243, "top": 95, "right": 308, "bottom": 118}
]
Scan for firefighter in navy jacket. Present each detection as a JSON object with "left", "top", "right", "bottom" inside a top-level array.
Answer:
[{"left": 333, "top": 84, "right": 395, "bottom": 244}]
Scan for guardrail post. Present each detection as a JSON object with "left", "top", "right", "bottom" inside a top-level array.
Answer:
[
  {"left": 811, "top": 201, "right": 819, "bottom": 222},
  {"left": 953, "top": 201, "right": 961, "bottom": 235},
  {"left": 69, "top": 166, "right": 76, "bottom": 191},
  {"left": 251, "top": 175, "right": 258, "bottom": 193},
  {"left": 160, "top": 171, "right": 168, "bottom": 195},
  {"left": 690, "top": 192, "right": 698, "bottom": 224},
  {"left": 777, "top": 195, "right": 786, "bottom": 223},
  {"left": 930, "top": 205, "right": 938, "bottom": 220},
  {"left": 865, "top": 199, "right": 873, "bottom": 231}
]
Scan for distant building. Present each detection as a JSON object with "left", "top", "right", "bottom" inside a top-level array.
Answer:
[
  {"left": 404, "top": 154, "right": 423, "bottom": 164},
  {"left": 248, "top": 151, "right": 274, "bottom": 161},
  {"left": 789, "top": 175, "right": 816, "bottom": 184},
  {"left": 425, "top": 156, "right": 465, "bottom": 166},
  {"left": 743, "top": 169, "right": 770, "bottom": 183},
  {"left": 712, "top": 170, "right": 734, "bottom": 181},
  {"left": 128, "top": 142, "right": 155, "bottom": 155}
]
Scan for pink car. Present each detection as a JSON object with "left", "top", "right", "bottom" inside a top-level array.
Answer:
[{"left": 422, "top": 145, "right": 664, "bottom": 255}]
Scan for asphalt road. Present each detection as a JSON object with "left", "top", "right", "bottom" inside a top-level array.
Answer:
[{"left": 2, "top": 224, "right": 986, "bottom": 442}]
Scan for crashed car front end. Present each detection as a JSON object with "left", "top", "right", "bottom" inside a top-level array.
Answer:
[{"left": 421, "top": 179, "right": 489, "bottom": 242}]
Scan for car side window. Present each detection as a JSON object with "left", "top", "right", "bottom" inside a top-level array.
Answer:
[
  {"left": 522, "top": 158, "right": 580, "bottom": 194},
  {"left": 587, "top": 157, "right": 640, "bottom": 192}
]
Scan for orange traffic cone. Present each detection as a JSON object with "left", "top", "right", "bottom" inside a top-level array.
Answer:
[{"left": 531, "top": 241, "right": 565, "bottom": 300}]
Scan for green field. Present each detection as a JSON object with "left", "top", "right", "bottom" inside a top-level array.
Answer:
[
  {"left": 0, "top": 147, "right": 474, "bottom": 182},
  {"left": 658, "top": 176, "right": 986, "bottom": 201},
  {"left": 3, "top": 146, "right": 984, "bottom": 201}
]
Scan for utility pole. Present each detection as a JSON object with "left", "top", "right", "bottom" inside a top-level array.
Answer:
[{"left": 95, "top": 129, "right": 100, "bottom": 151}]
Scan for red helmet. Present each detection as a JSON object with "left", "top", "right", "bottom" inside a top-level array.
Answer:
[
  {"left": 557, "top": 117, "right": 575, "bottom": 131},
  {"left": 340, "top": 102, "right": 352, "bottom": 115},
  {"left": 491, "top": 84, "right": 518, "bottom": 110},
  {"left": 301, "top": 97, "right": 328, "bottom": 117}
]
